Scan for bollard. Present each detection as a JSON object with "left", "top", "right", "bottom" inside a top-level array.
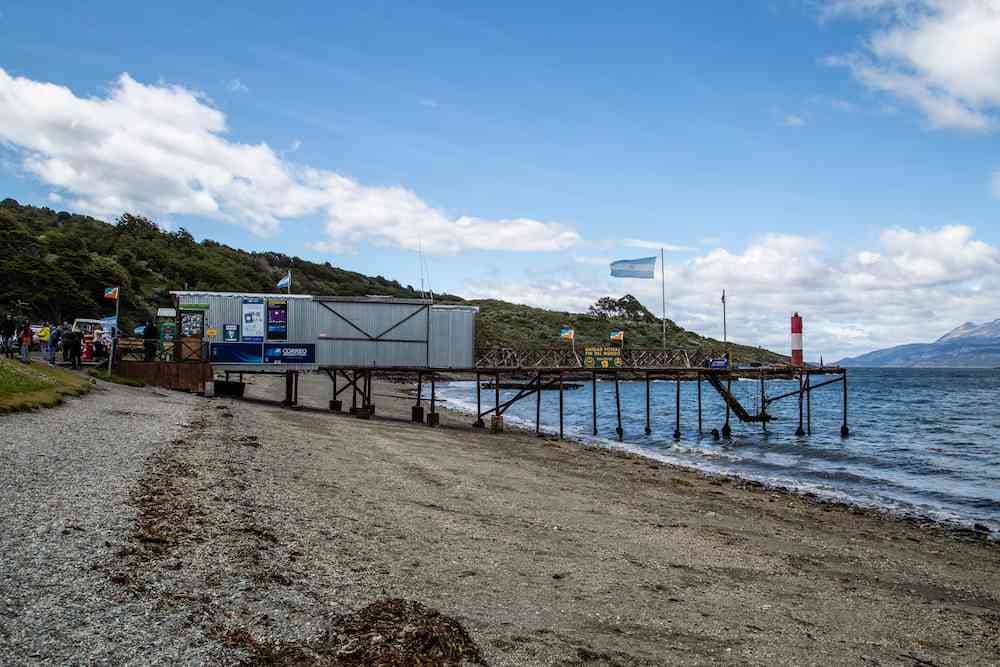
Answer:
[
  {"left": 426, "top": 411, "right": 440, "bottom": 427},
  {"left": 329, "top": 399, "right": 342, "bottom": 412},
  {"left": 411, "top": 405, "right": 424, "bottom": 423}
]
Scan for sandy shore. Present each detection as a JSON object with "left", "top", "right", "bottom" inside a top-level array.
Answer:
[{"left": 3, "top": 372, "right": 999, "bottom": 664}]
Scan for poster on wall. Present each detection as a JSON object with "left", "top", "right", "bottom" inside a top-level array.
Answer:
[
  {"left": 242, "top": 298, "right": 265, "bottom": 342},
  {"left": 223, "top": 324, "right": 240, "bottom": 342},
  {"left": 263, "top": 343, "right": 315, "bottom": 364},
  {"left": 179, "top": 311, "right": 204, "bottom": 337},
  {"left": 267, "top": 299, "right": 288, "bottom": 340}
]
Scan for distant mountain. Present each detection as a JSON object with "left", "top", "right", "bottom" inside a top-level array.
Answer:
[{"left": 839, "top": 320, "right": 1000, "bottom": 368}]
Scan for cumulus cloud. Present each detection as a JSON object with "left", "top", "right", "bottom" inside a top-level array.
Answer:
[
  {"left": 0, "top": 68, "right": 579, "bottom": 254},
  {"left": 462, "top": 226, "right": 1000, "bottom": 359},
  {"left": 823, "top": 1, "right": 1000, "bottom": 131}
]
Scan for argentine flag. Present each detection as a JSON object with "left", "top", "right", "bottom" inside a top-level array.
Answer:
[
  {"left": 610, "top": 256, "right": 656, "bottom": 279},
  {"left": 276, "top": 272, "right": 291, "bottom": 289}
]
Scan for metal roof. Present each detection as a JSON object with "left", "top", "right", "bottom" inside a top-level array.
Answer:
[{"left": 170, "top": 291, "right": 314, "bottom": 300}]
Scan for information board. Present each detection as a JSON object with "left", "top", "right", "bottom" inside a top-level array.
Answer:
[
  {"left": 179, "top": 311, "right": 204, "bottom": 337},
  {"left": 583, "top": 346, "right": 622, "bottom": 369},
  {"left": 210, "top": 342, "right": 264, "bottom": 364},
  {"left": 241, "top": 298, "right": 265, "bottom": 342}
]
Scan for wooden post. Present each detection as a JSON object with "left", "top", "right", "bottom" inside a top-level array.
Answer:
[
  {"left": 536, "top": 372, "right": 542, "bottom": 436},
  {"left": 614, "top": 372, "right": 623, "bottom": 442},
  {"left": 673, "top": 379, "right": 681, "bottom": 440},
  {"left": 592, "top": 371, "right": 598, "bottom": 436},
  {"left": 840, "top": 372, "right": 849, "bottom": 438},
  {"left": 558, "top": 371, "right": 565, "bottom": 440},
  {"left": 723, "top": 377, "right": 732, "bottom": 437},
  {"left": 293, "top": 371, "right": 299, "bottom": 406},
  {"left": 416, "top": 372, "right": 423, "bottom": 406},
  {"left": 351, "top": 370, "right": 358, "bottom": 413},
  {"left": 697, "top": 373, "right": 703, "bottom": 434},
  {"left": 495, "top": 372, "right": 500, "bottom": 416},
  {"left": 796, "top": 372, "right": 805, "bottom": 437},
  {"left": 644, "top": 373, "right": 652, "bottom": 435},
  {"left": 284, "top": 370, "right": 293, "bottom": 406}
]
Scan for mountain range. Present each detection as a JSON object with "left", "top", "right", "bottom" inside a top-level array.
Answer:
[{"left": 839, "top": 320, "right": 1000, "bottom": 368}]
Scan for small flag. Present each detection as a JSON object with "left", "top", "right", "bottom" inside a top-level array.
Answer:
[
  {"left": 103, "top": 287, "right": 119, "bottom": 301},
  {"left": 559, "top": 326, "right": 575, "bottom": 341},
  {"left": 610, "top": 256, "right": 656, "bottom": 279},
  {"left": 610, "top": 329, "right": 624, "bottom": 342},
  {"left": 276, "top": 272, "right": 291, "bottom": 289}
]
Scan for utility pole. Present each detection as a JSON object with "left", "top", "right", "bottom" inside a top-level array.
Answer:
[{"left": 660, "top": 247, "right": 666, "bottom": 350}]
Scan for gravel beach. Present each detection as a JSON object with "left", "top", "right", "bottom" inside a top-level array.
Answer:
[{"left": 2, "top": 372, "right": 999, "bottom": 664}]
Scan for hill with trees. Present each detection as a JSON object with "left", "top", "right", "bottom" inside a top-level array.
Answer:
[{"left": 0, "top": 198, "right": 781, "bottom": 363}]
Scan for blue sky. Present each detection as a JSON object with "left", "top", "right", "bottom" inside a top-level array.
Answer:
[{"left": 3, "top": 1, "right": 1000, "bottom": 358}]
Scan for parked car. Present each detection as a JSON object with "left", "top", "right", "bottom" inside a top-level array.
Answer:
[{"left": 72, "top": 318, "right": 103, "bottom": 335}]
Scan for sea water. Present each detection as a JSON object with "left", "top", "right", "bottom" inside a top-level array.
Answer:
[{"left": 431, "top": 369, "right": 1000, "bottom": 534}]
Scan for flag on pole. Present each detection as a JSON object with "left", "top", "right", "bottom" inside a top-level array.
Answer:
[
  {"left": 610, "top": 256, "right": 656, "bottom": 279},
  {"left": 610, "top": 329, "right": 624, "bottom": 343},
  {"left": 559, "top": 326, "right": 575, "bottom": 341},
  {"left": 103, "top": 287, "right": 119, "bottom": 301},
  {"left": 276, "top": 272, "right": 291, "bottom": 289}
]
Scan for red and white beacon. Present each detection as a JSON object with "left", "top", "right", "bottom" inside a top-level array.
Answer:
[{"left": 791, "top": 312, "right": 804, "bottom": 367}]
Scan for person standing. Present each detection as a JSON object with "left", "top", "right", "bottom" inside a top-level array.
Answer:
[
  {"left": 19, "top": 322, "right": 33, "bottom": 364},
  {"left": 0, "top": 314, "right": 14, "bottom": 358},
  {"left": 67, "top": 329, "right": 82, "bottom": 370},
  {"left": 48, "top": 322, "right": 62, "bottom": 366},
  {"left": 62, "top": 322, "right": 71, "bottom": 362},
  {"left": 144, "top": 319, "right": 159, "bottom": 362},
  {"left": 38, "top": 322, "right": 51, "bottom": 358}
]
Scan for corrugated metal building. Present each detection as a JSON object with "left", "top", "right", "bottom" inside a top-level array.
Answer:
[{"left": 169, "top": 291, "right": 478, "bottom": 369}]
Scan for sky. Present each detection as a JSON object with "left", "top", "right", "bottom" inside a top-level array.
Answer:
[{"left": 2, "top": 0, "right": 1000, "bottom": 360}]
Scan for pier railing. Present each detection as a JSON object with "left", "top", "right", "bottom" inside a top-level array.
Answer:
[{"left": 474, "top": 346, "right": 735, "bottom": 369}]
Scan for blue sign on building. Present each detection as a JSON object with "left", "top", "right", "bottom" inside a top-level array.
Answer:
[
  {"left": 210, "top": 342, "right": 264, "bottom": 364},
  {"left": 263, "top": 343, "right": 316, "bottom": 364}
]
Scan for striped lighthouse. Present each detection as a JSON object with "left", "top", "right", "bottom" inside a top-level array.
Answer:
[{"left": 791, "top": 312, "right": 804, "bottom": 367}]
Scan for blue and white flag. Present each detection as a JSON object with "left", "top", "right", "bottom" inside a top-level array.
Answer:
[
  {"left": 276, "top": 272, "right": 291, "bottom": 289},
  {"left": 610, "top": 256, "right": 656, "bottom": 279}
]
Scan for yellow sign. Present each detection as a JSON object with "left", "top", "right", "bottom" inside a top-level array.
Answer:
[
  {"left": 206, "top": 327, "right": 218, "bottom": 337},
  {"left": 583, "top": 346, "right": 622, "bottom": 369}
]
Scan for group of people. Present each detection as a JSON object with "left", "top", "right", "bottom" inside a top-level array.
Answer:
[{"left": 0, "top": 315, "right": 85, "bottom": 369}]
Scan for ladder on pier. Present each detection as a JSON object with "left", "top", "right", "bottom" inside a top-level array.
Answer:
[{"left": 705, "top": 374, "right": 770, "bottom": 423}]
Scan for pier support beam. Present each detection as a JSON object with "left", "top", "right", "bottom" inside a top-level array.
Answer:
[
  {"left": 536, "top": 372, "right": 542, "bottom": 436},
  {"left": 760, "top": 371, "right": 767, "bottom": 433},
  {"left": 806, "top": 374, "right": 812, "bottom": 435},
  {"left": 645, "top": 373, "right": 652, "bottom": 435},
  {"left": 592, "top": 372, "right": 598, "bottom": 436},
  {"left": 697, "top": 373, "right": 703, "bottom": 435},
  {"left": 673, "top": 379, "right": 681, "bottom": 441},
  {"left": 840, "top": 372, "right": 850, "bottom": 438},
  {"left": 614, "top": 372, "right": 623, "bottom": 442},
  {"left": 282, "top": 370, "right": 294, "bottom": 407},
  {"left": 427, "top": 374, "right": 439, "bottom": 427},
  {"left": 796, "top": 372, "right": 806, "bottom": 437},
  {"left": 329, "top": 370, "right": 341, "bottom": 412},
  {"left": 558, "top": 371, "right": 565, "bottom": 440},
  {"left": 473, "top": 372, "right": 483, "bottom": 427},
  {"left": 722, "top": 377, "right": 732, "bottom": 438}
]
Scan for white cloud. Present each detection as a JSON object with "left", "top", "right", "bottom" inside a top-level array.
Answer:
[
  {"left": 783, "top": 114, "right": 806, "bottom": 126},
  {"left": 226, "top": 78, "right": 249, "bottom": 93},
  {"left": 823, "top": 1, "right": 1000, "bottom": 130},
  {"left": 0, "top": 68, "right": 580, "bottom": 254},
  {"left": 47, "top": 192, "right": 63, "bottom": 203},
  {"left": 462, "top": 226, "right": 1000, "bottom": 359},
  {"left": 619, "top": 238, "right": 695, "bottom": 252}
]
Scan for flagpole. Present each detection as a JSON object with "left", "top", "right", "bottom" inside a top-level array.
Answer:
[{"left": 660, "top": 247, "right": 666, "bottom": 350}]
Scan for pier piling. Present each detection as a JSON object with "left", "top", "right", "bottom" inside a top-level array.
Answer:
[
  {"left": 592, "top": 372, "right": 598, "bottom": 436},
  {"left": 558, "top": 371, "right": 565, "bottom": 440},
  {"left": 673, "top": 379, "right": 681, "bottom": 440},
  {"left": 614, "top": 372, "right": 623, "bottom": 442},
  {"left": 697, "top": 373, "right": 703, "bottom": 435},
  {"left": 840, "top": 372, "right": 849, "bottom": 438},
  {"left": 796, "top": 372, "right": 806, "bottom": 437},
  {"left": 536, "top": 372, "right": 542, "bottom": 436},
  {"left": 645, "top": 373, "right": 652, "bottom": 435}
]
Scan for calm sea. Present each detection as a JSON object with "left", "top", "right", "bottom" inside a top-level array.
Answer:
[{"left": 433, "top": 369, "right": 1000, "bottom": 535}]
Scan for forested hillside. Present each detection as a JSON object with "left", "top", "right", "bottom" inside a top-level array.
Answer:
[{"left": 0, "top": 198, "right": 781, "bottom": 362}]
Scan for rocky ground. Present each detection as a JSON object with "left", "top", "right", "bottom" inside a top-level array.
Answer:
[{"left": 1, "top": 372, "right": 999, "bottom": 665}]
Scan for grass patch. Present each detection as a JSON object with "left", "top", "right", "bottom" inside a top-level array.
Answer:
[
  {"left": 87, "top": 368, "right": 146, "bottom": 387},
  {"left": 0, "top": 358, "right": 93, "bottom": 412}
]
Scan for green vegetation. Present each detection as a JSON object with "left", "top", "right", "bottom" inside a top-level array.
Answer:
[
  {"left": 0, "top": 358, "right": 92, "bottom": 412},
  {"left": 87, "top": 368, "right": 146, "bottom": 387},
  {"left": 0, "top": 198, "right": 782, "bottom": 362}
]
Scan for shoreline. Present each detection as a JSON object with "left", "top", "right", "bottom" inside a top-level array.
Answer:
[
  {"left": 6, "top": 373, "right": 1000, "bottom": 664},
  {"left": 416, "top": 380, "right": 999, "bottom": 544}
]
